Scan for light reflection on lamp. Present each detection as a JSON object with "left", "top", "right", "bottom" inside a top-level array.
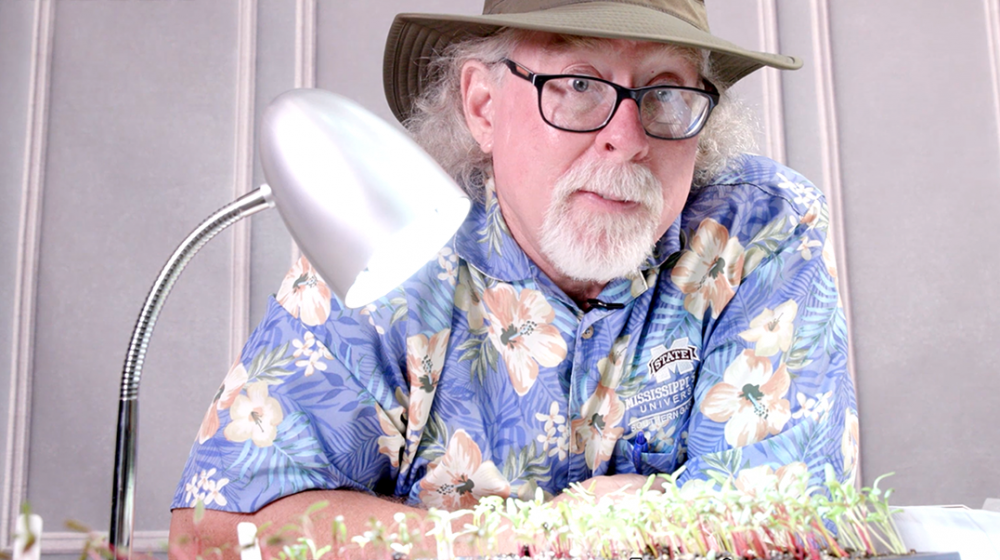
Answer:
[
  {"left": 109, "top": 89, "right": 470, "bottom": 558},
  {"left": 260, "top": 89, "right": 470, "bottom": 307}
]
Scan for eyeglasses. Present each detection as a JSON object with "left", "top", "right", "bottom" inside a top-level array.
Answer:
[{"left": 502, "top": 58, "right": 719, "bottom": 140}]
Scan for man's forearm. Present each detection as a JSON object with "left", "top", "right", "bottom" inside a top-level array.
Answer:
[{"left": 169, "top": 489, "right": 511, "bottom": 560}]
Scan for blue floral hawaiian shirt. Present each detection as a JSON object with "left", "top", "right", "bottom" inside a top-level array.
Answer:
[{"left": 174, "top": 154, "right": 859, "bottom": 513}]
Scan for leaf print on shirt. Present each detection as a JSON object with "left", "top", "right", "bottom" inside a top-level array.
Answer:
[
  {"left": 742, "top": 215, "right": 792, "bottom": 278},
  {"left": 739, "top": 300, "right": 799, "bottom": 357},
  {"left": 455, "top": 264, "right": 486, "bottom": 331},
  {"left": 224, "top": 381, "right": 285, "bottom": 448},
  {"left": 405, "top": 329, "right": 450, "bottom": 434},
  {"left": 700, "top": 350, "right": 792, "bottom": 448},
  {"left": 483, "top": 284, "right": 567, "bottom": 396},
  {"left": 478, "top": 171, "right": 511, "bottom": 258},
  {"left": 419, "top": 429, "right": 511, "bottom": 510},
  {"left": 276, "top": 256, "right": 332, "bottom": 326},
  {"left": 197, "top": 360, "right": 248, "bottom": 444},
  {"left": 670, "top": 218, "right": 745, "bottom": 319}
]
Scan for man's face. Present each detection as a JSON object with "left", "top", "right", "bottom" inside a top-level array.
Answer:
[{"left": 467, "top": 34, "right": 702, "bottom": 286}]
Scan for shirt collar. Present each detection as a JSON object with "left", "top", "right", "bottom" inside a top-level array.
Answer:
[{"left": 453, "top": 173, "right": 683, "bottom": 287}]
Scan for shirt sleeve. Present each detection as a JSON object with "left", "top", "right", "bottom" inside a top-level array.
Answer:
[
  {"left": 171, "top": 257, "right": 411, "bottom": 513},
  {"left": 677, "top": 167, "right": 859, "bottom": 490}
]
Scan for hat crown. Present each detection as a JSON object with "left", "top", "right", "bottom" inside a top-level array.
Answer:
[{"left": 483, "top": 0, "right": 710, "bottom": 33}]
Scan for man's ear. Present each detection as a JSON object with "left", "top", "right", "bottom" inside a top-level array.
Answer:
[{"left": 461, "top": 60, "right": 496, "bottom": 154}]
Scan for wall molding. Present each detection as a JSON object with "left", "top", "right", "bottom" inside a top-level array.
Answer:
[
  {"left": 984, "top": 0, "right": 1000, "bottom": 156},
  {"left": 40, "top": 530, "right": 167, "bottom": 555},
  {"left": 229, "top": 0, "right": 259, "bottom": 362},
  {"left": 808, "top": 0, "right": 860, "bottom": 481},
  {"left": 290, "top": 0, "right": 317, "bottom": 265},
  {"left": 2, "top": 0, "right": 54, "bottom": 548},
  {"left": 295, "top": 0, "right": 316, "bottom": 90},
  {"left": 757, "top": 0, "right": 786, "bottom": 164}
]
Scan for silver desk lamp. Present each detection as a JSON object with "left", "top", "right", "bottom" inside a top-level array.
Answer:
[{"left": 108, "top": 89, "right": 471, "bottom": 558}]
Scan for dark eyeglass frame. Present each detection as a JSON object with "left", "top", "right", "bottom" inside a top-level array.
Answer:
[{"left": 502, "top": 58, "right": 720, "bottom": 141}]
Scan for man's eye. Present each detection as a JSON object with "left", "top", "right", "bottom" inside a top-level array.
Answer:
[
  {"left": 655, "top": 89, "right": 676, "bottom": 102},
  {"left": 571, "top": 79, "right": 590, "bottom": 93}
]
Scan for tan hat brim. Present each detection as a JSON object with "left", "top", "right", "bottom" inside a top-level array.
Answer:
[{"left": 383, "top": 1, "right": 802, "bottom": 123}]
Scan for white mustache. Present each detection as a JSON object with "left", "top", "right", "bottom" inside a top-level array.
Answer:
[{"left": 552, "top": 160, "right": 662, "bottom": 211}]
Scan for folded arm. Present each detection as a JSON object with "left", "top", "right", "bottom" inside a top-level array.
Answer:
[{"left": 169, "top": 489, "right": 522, "bottom": 560}]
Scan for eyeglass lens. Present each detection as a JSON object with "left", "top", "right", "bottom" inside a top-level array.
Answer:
[{"left": 540, "top": 77, "right": 712, "bottom": 139}]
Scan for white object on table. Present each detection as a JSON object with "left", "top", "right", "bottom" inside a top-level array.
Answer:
[
  {"left": 14, "top": 514, "right": 42, "bottom": 560},
  {"left": 238, "top": 521, "right": 262, "bottom": 560},
  {"left": 895, "top": 505, "right": 1000, "bottom": 560}
]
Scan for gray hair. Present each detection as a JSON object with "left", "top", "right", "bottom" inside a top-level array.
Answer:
[{"left": 405, "top": 29, "right": 756, "bottom": 200}]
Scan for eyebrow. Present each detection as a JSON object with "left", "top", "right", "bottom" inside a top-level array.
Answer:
[{"left": 645, "top": 71, "right": 691, "bottom": 87}]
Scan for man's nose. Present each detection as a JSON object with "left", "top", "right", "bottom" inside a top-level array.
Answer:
[{"left": 595, "top": 98, "right": 650, "bottom": 162}]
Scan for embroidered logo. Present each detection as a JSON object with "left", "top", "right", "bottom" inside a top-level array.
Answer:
[{"left": 648, "top": 337, "right": 698, "bottom": 383}]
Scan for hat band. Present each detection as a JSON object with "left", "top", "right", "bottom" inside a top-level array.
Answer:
[{"left": 485, "top": 0, "right": 710, "bottom": 32}]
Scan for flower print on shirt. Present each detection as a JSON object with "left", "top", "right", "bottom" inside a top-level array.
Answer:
[
  {"left": 483, "top": 283, "right": 567, "bottom": 396},
  {"left": 570, "top": 338, "right": 630, "bottom": 470},
  {"left": 671, "top": 218, "right": 745, "bottom": 319},
  {"left": 649, "top": 423, "right": 677, "bottom": 453},
  {"left": 571, "top": 385, "right": 626, "bottom": 470},
  {"left": 197, "top": 360, "right": 248, "bottom": 444},
  {"left": 376, "top": 405, "right": 406, "bottom": 469},
  {"left": 437, "top": 246, "right": 459, "bottom": 286},
  {"left": 796, "top": 237, "right": 823, "bottom": 260},
  {"left": 739, "top": 300, "right": 799, "bottom": 357},
  {"left": 776, "top": 172, "right": 821, "bottom": 207},
  {"left": 797, "top": 200, "right": 823, "bottom": 229},
  {"left": 185, "top": 468, "right": 230, "bottom": 506},
  {"left": 359, "top": 304, "right": 387, "bottom": 335},
  {"left": 842, "top": 409, "right": 860, "bottom": 485},
  {"left": 292, "top": 331, "right": 316, "bottom": 357},
  {"left": 822, "top": 232, "right": 839, "bottom": 280},
  {"left": 535, "top": 402, "right": 569, "bottom": 460},
  {"left": 405, "top": 329, "right": 449, "bottom": 433},
  {"left": 224, "top": 381, "right": 284, "bottom": 448},
  {"left": 202, "top": 477, "right": 230, "bottom": 507},
  {"left": 597, "top": 335, "right": 630, "bottom": 390},
  {"left": 293, "top": 335, "right": 333, "bottom": 377},
  {"left": 276, "top": 256, "right": 332, "bottom": 326},
  {"left": 419, "top": 429, "right": 511, "bottom": 509},
  {"left": 700, "top": 350, "right": 792, "bottom": 447},
  {"left": 791, "top": 390, "right": 833, "bottom": 422}
]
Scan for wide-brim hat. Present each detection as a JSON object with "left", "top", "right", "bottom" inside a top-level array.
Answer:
[{"left": 383, "top": 0, "right": 802, "bottom": 124}]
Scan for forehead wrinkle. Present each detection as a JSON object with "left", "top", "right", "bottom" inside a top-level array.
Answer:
[{"left": 513, "top": 31, "right": 703, "bottom": 80}]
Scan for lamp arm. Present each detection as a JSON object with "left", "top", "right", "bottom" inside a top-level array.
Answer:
[{"left": 109, "top": 185, "right": 274, "bottom": 558}]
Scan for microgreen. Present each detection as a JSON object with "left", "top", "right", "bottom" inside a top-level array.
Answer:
[{"left": 82, "top": 466, "right": 911, "bottom": 560}]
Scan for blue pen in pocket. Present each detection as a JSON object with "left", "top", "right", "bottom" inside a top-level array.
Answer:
[{"left": 632, "top": 430, "right": 648, "bottom": 472}]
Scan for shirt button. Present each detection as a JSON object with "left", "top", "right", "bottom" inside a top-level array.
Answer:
[{"left": 581, "top": 326, "right": 594, "bottom": 339}]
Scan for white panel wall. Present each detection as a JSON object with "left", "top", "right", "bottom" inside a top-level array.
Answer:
[
  {"left": 830, "top": 0, "right": 1000, "bottom": 508},
  {"left": 0, "top": 0, "right": 998, "bottom": 554}
]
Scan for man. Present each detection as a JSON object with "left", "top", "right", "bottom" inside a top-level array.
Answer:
[{"left": 171, "top": 0, "right": 858, "bottom": 556}]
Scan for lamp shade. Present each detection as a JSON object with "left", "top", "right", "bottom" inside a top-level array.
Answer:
[{"left": 259, "top": 89, "right": 470, "bottom": 308}]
